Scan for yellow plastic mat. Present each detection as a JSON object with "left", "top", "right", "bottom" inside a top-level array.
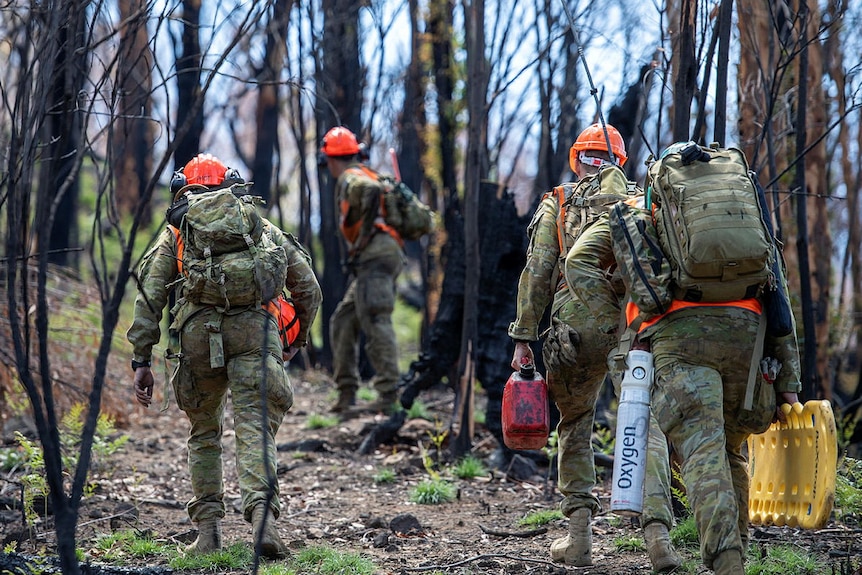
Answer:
[{"left": 748, "top": 400, "right": 837, "bottom": 529}]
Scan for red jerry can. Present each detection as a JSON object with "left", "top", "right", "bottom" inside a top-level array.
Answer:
[{"left": 501, "top": 358, "right": 550, "bottom": 450}]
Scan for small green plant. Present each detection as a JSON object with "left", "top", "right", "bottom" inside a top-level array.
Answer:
[
  {"left": 93, "top": 529, "right": 170, "bottom": 562},
  {"left": 669, "top": 515, "right": 699, "bottom": 549},
  {"left": 426, "top": 421, "right": 449, "bottom": 466},
  {"left": 516, "top": 508, "right": 563, "bottom": 527},
  {"left": 357, "top": 388, "right": 376, "bottom": 402},
  {"left": 259, "top": 563, "right": 298, "bottom": 575},
  {"left": 128, "top": 537, "right": 164, "bottom": 558},
  {"left": 406, "top": 399, "right": 431, "bottom": 420},
  {"left": 613, "top": 535, "right": 644, "bottom": 552},
  {"left": 293, "top": 545, "right": 376, "bottom": 575},
  {"left": 542, "top": 430, "right": 559, "bottom": 462},
  {"left": 409, "top": 478, "right": 457, "bottom": 504},
  {"left": 372, "top": 467, "right": 396, "bottom": 484},
  {"left": 744, "top": 543, "right": 826, "bottom": 574},
  {"left": 836, "top": 412, "right": 859, "bottom": 455},
  {"left": 592, "top": 425, "right": 615, "bottom": 455},
  {"left": 14, "top": 431, "right": 49, "bottom": 526},
  {"left": 670, "top": 464, "right": 691, "bottom": 514},
  {"left": 306, "top": 413, "right": 340, "bottom": 429},
  {"left": 835, "top": 457, "right": 862, "bottom": 521},
  {"left": 473, "top": 409, "right": 486, "bottom": 425},
  {"left": 169, "top": 542, "right": 253, "bottom": 570},
  {"left": 451, "top": 455, "right": 487, "bottom": 479},
  {"left": 60, "top": 403, "right": 130, "bottom": 472},
  {"left": 12, "top": 403, "right": 130, "bottom": 525}
]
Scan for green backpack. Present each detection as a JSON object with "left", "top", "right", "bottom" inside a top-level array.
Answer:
[
  {"left": 169, "top": 185, "right": 289, "bottom": 310},
  {"left": 647, "top": 143, "right": 774, "bottom": 302},
  {"left": 550, "top": 164, "right": 640, "bottom": 262},
  {"left": 348, "top": 165, "right": 435, "bottom": 241},
  {"left": 380, "top": 177, "right": 435, "bottom": 241}
]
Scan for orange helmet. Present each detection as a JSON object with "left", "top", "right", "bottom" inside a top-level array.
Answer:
[
  {"left": 569, "top": 123, "right": 628, "bottom": 171},
  {"left": 183, "top": 153, "right": 228, "bottom": 186},
  {"left": 319, "top": 126, "right": 361, "bottom": 157}
]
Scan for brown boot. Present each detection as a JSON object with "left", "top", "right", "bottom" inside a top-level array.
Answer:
[
  {"left": 251, "top": 504, "right": 288, "bottom": 559},
  {"left": 550, "top": 507, "right": 592, "bottom": 566},
  {"left": 644, "top": 522, "right": 682, "bottom": 573},
  {"left": 184, "top": 517, "right": 222, "bottom": 555},
  {"left": 329, "top": 388, "right": 356, "bottom": 413},
  {"left": 712, "top": 549, "right": 744, "bottom": 575}
]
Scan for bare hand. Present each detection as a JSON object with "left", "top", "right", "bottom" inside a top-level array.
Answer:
[
  {"left": 511, "top": 341, "right": 534, "bottom": 371},
  {"left": 134, "top": 367, "right": 155, "bottom": 408},
  {"left": 283, "top": 346, "right": 300, "bottom": 362}
]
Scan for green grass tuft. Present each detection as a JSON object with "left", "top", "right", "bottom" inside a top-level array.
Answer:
[
  {"left": 293, "top": 545, "right": 376, "bottom": 575},
  {"left": 451, "top": 455, "right": 487, "bottom": 479},
  {"left": 516, "top": 509, "right": 563, "bottom": 527},
  {"left": 373, "top": 467, "right": 396, "bottom": 484},
  {"left": 613, "top": 535, "right": 645, "bottom": 552},
  {"left": 408, "top": 478, "right": 457, "bottom": 504},
  {"left": 305, "top": 413, "right": 340, "bottom": 429}
]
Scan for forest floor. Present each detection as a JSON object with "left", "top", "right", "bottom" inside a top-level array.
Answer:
[{"left": 2, "top": 365, "right": 862, "bottom": 574}]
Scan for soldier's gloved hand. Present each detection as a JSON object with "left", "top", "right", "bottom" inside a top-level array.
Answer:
[{"left": 134, "top": 367, "right": 155, "bottom": 408}]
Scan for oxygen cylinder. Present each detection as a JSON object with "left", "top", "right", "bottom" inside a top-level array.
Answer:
[
  {"left": 611, "top": 349, "right": 653, "bottom": 515},
  {"left": 502, "top": 358, "right": 550, "bottom": 450}
]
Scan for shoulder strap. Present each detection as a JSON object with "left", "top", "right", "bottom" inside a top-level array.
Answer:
[
  {"left": 553, "top": 185, "right": 568, "bottom": 256},
  {"left": 169, "top": 225, "right": 184, "bottom": 275}
]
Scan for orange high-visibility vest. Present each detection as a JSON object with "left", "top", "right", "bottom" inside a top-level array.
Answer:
[{"left": 342, "top": 165, "right": 403, "bottom": 246}]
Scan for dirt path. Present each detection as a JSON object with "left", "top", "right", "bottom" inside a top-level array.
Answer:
[{"left": 6, "top": 369, "right": 862, "bottom": 574}]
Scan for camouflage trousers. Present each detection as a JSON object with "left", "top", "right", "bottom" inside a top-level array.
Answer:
[
  {"left": 331, "top": 237, "right": 404, "bottom": 396},
  {"left": 172, "top": 306, "right": 293, "bottom": 524},
  {"left": 646, "top": 307, "right": 775, "bottom": 569},
  {"left": 549, "top": 295, "right": 674, "bottom": 527}
]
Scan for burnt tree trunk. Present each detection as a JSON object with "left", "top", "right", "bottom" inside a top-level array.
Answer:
[{"left": 391, "top": 182, "right": 530, "bottom": 455}]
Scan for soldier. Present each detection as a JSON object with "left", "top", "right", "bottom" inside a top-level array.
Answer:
[
  {"left": 508, "top": 124, "right": 680, "bottom": 571},
  {"left": 319, "top": 126, "right": 405, "bottom": 415},
  {"left": 564, "top": 144, "right": 802, "bottom": 575},
  {"left": 128, "top": 153, "right": 322, "bottom": 558}
]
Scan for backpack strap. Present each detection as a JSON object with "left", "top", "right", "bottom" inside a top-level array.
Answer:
[
  {"left": 743, "top": 313, "right": 768, "bottom": 410},
  {"left": 553, "top": 185, "right": 569, "bottom": 256}
]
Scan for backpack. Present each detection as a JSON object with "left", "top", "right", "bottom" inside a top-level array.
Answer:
[
  {"left": 167, "top": 185, "right": 289, "bottom": 310},
  {"left": 647, "top": 143, "right": 774, "bottom": 302},
  {"left": 550, "top": 164, "right": 640, "bottom": 264},
  {"left": 348, "top": 166, "right": 435, "bottom": 241},
  {"left": 608, "top": 199, "right": 673, "bottom": 317}
]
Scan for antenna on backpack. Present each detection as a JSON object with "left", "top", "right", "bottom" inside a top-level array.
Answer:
[{"left": 559, "top": 0, "right": 617, "bottom": 166}]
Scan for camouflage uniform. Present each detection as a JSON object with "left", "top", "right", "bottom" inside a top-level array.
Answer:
[
  {"left": 509, "top": 169, "right": 674, "bottom": 527},
  {"left": 331, "top": 164, "right": 404, "bottom": 402},
  {"left": 127, "top": 222, "right": 322, "bottom": 524},
  {"left": 565, "top": 213, "right": 802, "bottom": 569}
]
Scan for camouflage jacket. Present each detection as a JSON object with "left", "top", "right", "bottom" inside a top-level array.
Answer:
[
  {"left": 508, "top": 167, "right": 633, "bottom": 342},
  {"left": 127, "top": 221, "right": 322, "bottom": 362},
  {"left": 564, "top": 213, "right": 803, "bottom": 394},
  {"left": 508, "top": 192, "right": 565, "bottom": 342}
]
